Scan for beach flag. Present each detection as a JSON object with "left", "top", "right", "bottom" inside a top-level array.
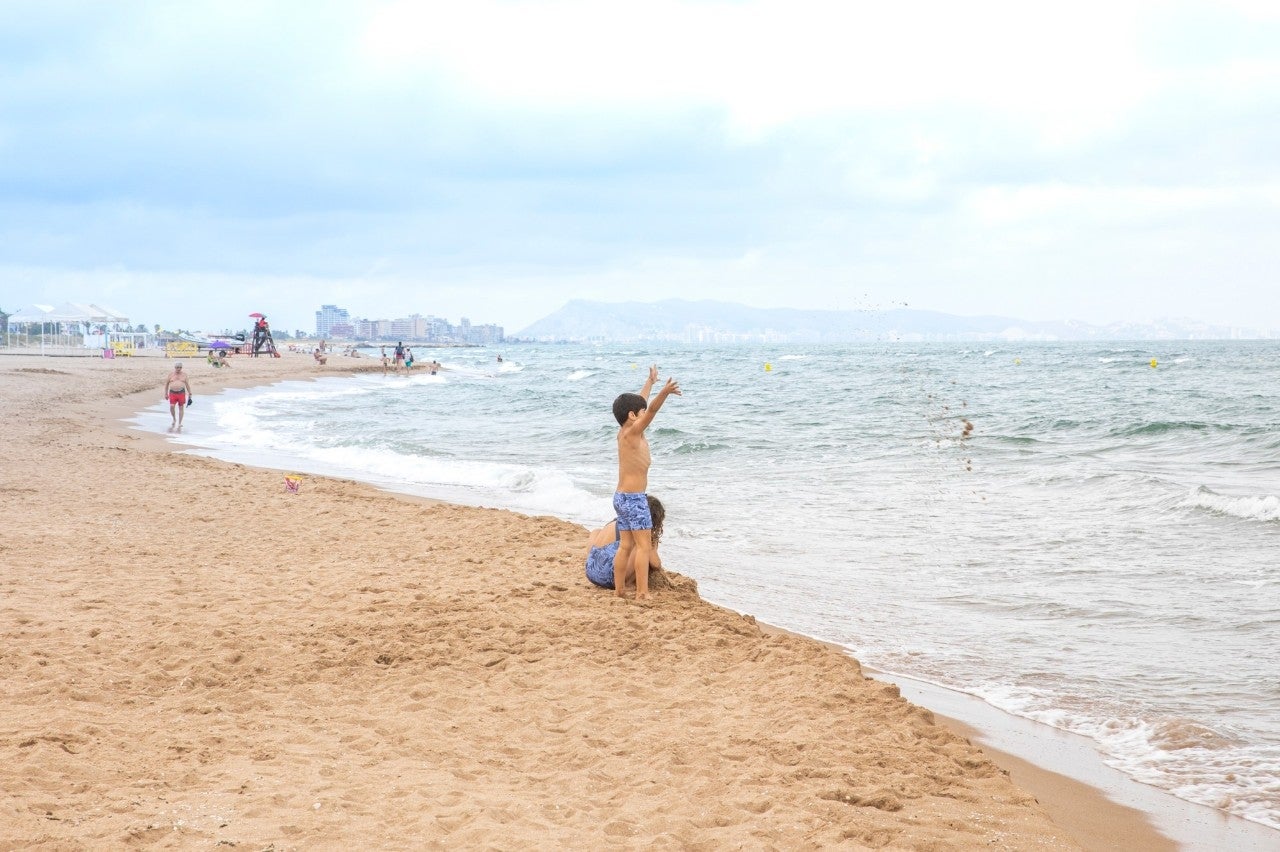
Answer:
[{"left": 284, "top": 474, "right": 302, "bottom": 494}]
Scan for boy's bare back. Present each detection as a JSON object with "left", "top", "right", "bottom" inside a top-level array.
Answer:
[{"left": 615, "top": 375, "right": 680, "bottom": 493}]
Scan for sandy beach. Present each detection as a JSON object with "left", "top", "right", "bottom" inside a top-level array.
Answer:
[{"left": 1, "top": 351, "right": 1171, "bottom": 849}]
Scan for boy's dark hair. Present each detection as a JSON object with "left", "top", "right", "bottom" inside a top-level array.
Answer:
[
  {"left": 647, "top": 495, "right": 665, "bottom": 546},
  {"left": 613, "top": 392, "right": 647, "bottom": 426}
]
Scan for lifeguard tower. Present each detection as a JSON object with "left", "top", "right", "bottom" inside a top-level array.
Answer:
[{"left": 250, "top": 313, "right": 279, "bottom": 357}]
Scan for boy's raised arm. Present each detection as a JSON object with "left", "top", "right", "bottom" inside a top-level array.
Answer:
[
  {"left": 633, "top": 377, "right": 681, "bottom": 431},
  {"left": 639, "top": 364, "right": 659, "bottom": 399}
]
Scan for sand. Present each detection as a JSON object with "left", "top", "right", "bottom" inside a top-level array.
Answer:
[{"left": 0, "top": 350, "right": 1165, "bottom": 849}]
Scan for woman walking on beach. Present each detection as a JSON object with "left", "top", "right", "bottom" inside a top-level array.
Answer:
[{"left": 163, "top": 362, "right": 193, "bottom": 432}]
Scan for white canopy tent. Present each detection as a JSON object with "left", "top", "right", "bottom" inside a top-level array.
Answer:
[
  {"left": 4, "top": 302, "right": 141, "bottom": 352},
  {"left": 6, "top": 304, "right": 54, "bottom": 322},
  {"left": 4, "top": 304, "right": 55, "bottom": 349}
]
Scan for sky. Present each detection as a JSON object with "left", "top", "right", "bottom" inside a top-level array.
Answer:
[{"left": 1, "top": 0, "right": 1278, "bottom": 336}]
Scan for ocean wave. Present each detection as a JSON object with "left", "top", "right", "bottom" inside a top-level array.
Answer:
[
  {"left": 672, "top": 440, "right": 730, "bottom": 455},
  {"left": 1113, "top": 420, "right": 1214, "bottom": 436},
  {"left": 972, "top": 685, "right": 1280, "bottom": 829},
  {"left": 1181, "top": 488, "right": 1280, "bottom": 523}
]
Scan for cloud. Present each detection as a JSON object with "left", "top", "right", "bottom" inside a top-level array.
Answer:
[{"left": 1, "top": 0, "right": 1278, "bottom": 331}]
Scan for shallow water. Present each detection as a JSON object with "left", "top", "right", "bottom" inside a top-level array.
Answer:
[{"left": 140, "top": 341, "right": 1280, "bottom": 830}]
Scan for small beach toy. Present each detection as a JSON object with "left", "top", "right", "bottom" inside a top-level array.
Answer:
[
  {"left": 1150, "top": 358, "right": 1158, "bottom": 368},
  {"left": 764, "top": 362, "right": 772, "bottom": 372},
  {"left": 1014, "top": 358, "right": 1021, "bottom": 365},
  {"left": 284, "top": 474, "right": 302, "bottom": 494}
]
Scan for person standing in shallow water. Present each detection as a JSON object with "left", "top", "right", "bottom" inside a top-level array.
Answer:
[
  {"left": 611, "top": 364, "right": 680, "bottom": 600},
  {"left": 164, "top": 362, "right": 193, "bottom": 432}
]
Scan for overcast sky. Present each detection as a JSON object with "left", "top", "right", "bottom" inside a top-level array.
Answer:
[{"left": 1, "top": 0, "right": 1278, "bottom": 335}]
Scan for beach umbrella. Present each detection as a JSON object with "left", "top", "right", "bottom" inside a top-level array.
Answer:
[
  {"left": 209, "top": 340, "right": 231, "bottom": 348},
  {"left": 249, "top": 312, "right": 264, "bottom": 318}
]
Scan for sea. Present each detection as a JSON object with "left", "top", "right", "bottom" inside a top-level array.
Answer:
[{"left": 137, "top": 341, "right": 1280, "bottom": 833}]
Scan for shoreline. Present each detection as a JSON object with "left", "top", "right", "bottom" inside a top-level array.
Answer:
[
  {"left": 114, "top": 355, "right": 1280, "bottom": 849},
  {"left": 0, "top": 347, "right": 1259, "bottom": 844}
]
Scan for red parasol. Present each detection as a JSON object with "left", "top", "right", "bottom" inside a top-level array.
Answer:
[{"left": 248, "top": 312, "right": 264, "bottom": 318}]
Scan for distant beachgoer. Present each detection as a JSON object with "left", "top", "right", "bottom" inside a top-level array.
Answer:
[
  {"left": 394, "top": 341, "right": 405, "bottom": 373},
  {"left": 380, "top": 346, "right": 390, "bottom": 376},
  {"left": 164, "top": 362, "right": 193, "bottom": 432},
  {"left": 405, "top": 348, "right": 414, "bottom": 370},
  {"left": 584, "top": 495, "right": 665, "bottom": 590},
  {"left": 430, "top": 360, "right": 440, "bottom": 375},
  {"left": 313, "top": 348, "right": 327, "bottom": 365},
  {"left": 612, "top": 364, "right": 680, "bottom": 599},
  {"left": 497, "top": 354, "right": 503, "bottom": 363}
]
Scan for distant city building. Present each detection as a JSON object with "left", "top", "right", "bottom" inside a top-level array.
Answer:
[
  {"left": 390, "top": 314, "right": 429, "bottom": 340},
  {"left": 315, "top": 304, "right": 350, "bottom": 338},
  {"left": 355, "top": 318, "right": 393, "bottom": 339},
  {"left": 317, "top": 305, "right": 503, "bottom": 344},
  {"left": 462, "top": 322, "right": 504, "bottom": 345}
]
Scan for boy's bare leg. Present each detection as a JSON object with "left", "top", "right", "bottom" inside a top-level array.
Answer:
[
  {"left": 613, "top": 530, "right": 635, "bottom": 598},
  {"left": 631, "top": 529, "right": 653, "bottom": 600}
]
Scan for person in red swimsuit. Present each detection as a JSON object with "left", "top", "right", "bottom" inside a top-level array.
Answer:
[{"left": 164, "top": 362, "right": 194, "bottom": 432}]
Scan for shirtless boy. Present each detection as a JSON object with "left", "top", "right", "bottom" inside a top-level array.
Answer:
[
  {"left": 611, "top": 365, "right": 680, "bottom": 600},
  {"left": 164, "top": 362, "right": 193, "bottom": 431}
]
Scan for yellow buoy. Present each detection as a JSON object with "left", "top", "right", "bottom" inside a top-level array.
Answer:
[
  {"left": 764, "top": 362, "right": 772, "bottom": 372},
  {"left": 1014, "top": 358, "right": 1021, "bottom": 365},
  {"left": 1150, "top": 358, "right": 1158, "bottom": 369}
]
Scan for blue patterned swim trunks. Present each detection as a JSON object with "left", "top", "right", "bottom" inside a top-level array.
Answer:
[
  {"left": 585, "top": 540, "right": 620, "bottom": 588},
  {"left": 613, "top": 491, "right": 652, "bottom": 531}
]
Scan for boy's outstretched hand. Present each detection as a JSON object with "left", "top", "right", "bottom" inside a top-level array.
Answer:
[
  {"left": 662, "top": 378, "right": 681, "bottom": 396},
  {"left": 648, "top": 364, "right": 659, "bottom": 385}
]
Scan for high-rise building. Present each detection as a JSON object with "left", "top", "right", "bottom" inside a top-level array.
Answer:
[
  {"left": 355, "top": 318, "right": 393, "bottom": 339},
  {"left": 315, "top": 304, "right": 350, "bottom": 338},
  {"left": 390, "top": 314, "right": 428, "bottom": 340}
]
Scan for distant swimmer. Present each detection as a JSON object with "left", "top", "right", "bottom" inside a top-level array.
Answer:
[{"left": 497, "top": 354, "right": 503, "bottom": 363}]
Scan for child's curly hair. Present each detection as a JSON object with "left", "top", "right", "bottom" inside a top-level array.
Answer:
[{"left": 646, "top": 495, "right": 665, "bottom": 547}]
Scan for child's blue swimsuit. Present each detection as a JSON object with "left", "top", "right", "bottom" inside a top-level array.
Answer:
[
  {"left": 613, "top": 491, "right": 652, "bottom": 530},
  {"left": 585, "top": 523, "right": 620, "bottom": 588}
]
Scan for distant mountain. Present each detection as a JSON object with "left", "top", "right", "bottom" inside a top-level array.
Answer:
[{"left": 514, "top": 299, "right": 1275, "bottom": 343}]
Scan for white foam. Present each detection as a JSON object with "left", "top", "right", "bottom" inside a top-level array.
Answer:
[{"left": 1182, "top": 488, "right": 1280, "bottom": 523}]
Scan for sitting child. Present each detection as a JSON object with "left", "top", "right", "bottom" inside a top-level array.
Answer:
[{"left": 583, "top": 495, "right": 665, "bottom": 590}]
